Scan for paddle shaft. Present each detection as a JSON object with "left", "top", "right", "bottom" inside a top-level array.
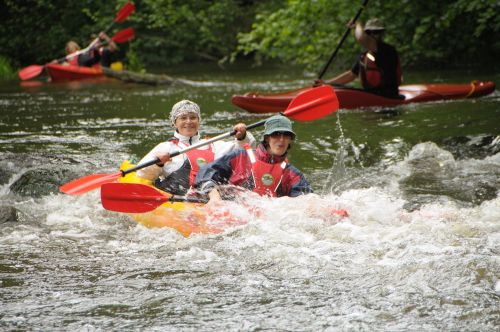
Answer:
[
  {"left": 87, "top": 2, "right": 135, "bottom": 50},
  {"left": 317, "top": 0, "right": 370, "bottom": 80},
  {"left": 120, "top": 120, "right": 267, "bottom": 177}
]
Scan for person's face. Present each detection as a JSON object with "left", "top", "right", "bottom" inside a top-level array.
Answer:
[
  {"left": 366, "top": 30, "right": 384, "bottom": 40},
  {"left": 265, "top": 131, "right": 293, "bottom": 156},
  {"left": 174, "top": 113, "right": 200, "bottom": 137}
]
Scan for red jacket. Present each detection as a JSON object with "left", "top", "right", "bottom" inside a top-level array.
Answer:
[{"left": 195, "top": 144, "right": 313, "bottom": 197}]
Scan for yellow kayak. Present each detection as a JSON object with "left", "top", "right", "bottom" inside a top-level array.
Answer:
[{"left": 117, "top": 161, "right": 245, "bottom": 237}]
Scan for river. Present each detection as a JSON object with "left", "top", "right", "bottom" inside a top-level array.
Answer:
[{"left": 1, "top": 65, "right": 499, "bottom": 330}]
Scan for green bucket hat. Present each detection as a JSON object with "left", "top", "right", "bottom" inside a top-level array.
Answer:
[{"left": 263, "top": 115, "right": 296, "bottom": 139}]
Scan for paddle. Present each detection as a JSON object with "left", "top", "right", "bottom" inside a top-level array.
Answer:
[
  {"left": 317, "top": 0, "right": 370, "bottom": 80},
  {"left": 18, "top": 1, "right": 135, "bottom": 81},
  {"left": 101, "top": 183, "right": 208, "bottom": 213},
  {"left": 60, "top": 85, "right": 339, "bottom": 196},
  {"left": 86, "top": 1, "right": 136, "bottom": 50}
]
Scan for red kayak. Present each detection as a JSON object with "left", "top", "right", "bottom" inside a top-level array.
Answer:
[
  {"left": 232, "top": 81, "right": 496, "bottom": 113},
  {"left": 46, "top": 63, "right": 104, "bottom": 82}
]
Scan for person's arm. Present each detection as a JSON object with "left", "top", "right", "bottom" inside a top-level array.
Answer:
[
  {"left": 136, "top": 142, "right": 176, "bottom": 180},
  {"left": 98, "top": 32, "right": 118, "bottom": 52},
  {"left": 354, "top": 22, "right": 377, "bottom": 52},
  {"left": 194, "top": 151, "right": 237, "bottom": 195},
  {"left": 325, "top": 70, "right": 357, "bottom": 85},
  {"left": 282, "top": 165, "right": 313, "bottom": 197},
  {"left": 213, "top": 124, "right": 256, "bottom": 158}
]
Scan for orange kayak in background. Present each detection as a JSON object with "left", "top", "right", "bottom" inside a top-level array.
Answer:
[
  {"left": 232, "top": 81, "right": 496, "bottom": 113},
  {"left": 46, "top": 63, "right": 104, "bottom": 82}
]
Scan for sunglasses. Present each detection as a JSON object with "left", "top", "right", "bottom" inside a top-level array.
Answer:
[
  {"left": 270, "top": 131, "right": 294, "bottom": 138},
  {"left": 365, "top": 30, "right": 384, "bottom": 35}
]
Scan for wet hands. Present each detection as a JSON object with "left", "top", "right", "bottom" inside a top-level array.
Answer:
[
  {"left": 205, "top": 188, "right": 224, "bottom": 208},
  {"left": 98, "top": 32, "right": 111, "bottom": 43},
  {"left": 155, "top": 153, "right": 171, "bottom": 166},
  {"left": 313, "top": 79, "right": 325, "bottom": 87},
  {"left": 233, "top": 123, "right": 247, "bottom": 140}
]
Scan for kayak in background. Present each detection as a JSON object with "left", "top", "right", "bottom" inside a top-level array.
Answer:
[
  {"left": 231, "top": 81, "right": 496, "bottom": 113},
  {"left": 46, "top": 63, "right": 105, "bottom": 82}
]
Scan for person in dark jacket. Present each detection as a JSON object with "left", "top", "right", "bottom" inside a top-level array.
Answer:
[
  {"left": 57, "top": 32, "right": 118, "bottom": 67},
  {"left": 316, "top": 18, "right": 403, "bottom": 98},
  {"left": 195, "top": 114, "right": 313, "bottom": 202}
]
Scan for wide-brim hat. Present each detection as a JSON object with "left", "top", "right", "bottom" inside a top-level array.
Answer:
[
  {"left": 364, "top": 18, "right": 385, "bottom": 31},
  {"left": 263, "top": 114, "right": 296, "bottom": 139}
]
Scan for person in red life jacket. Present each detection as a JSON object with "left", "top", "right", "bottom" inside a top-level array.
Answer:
[
  {"left": 316, "top": 18, "right": 403, "bottom": 99},
  {"left": 55, "top": 32, "right": 117, "bottom": 67},
  {"left": 136, "top": 100, "right": 256, "bottom": 196},
  {"left": 195, "top": 114, "right": 313, "bottom": 202}
]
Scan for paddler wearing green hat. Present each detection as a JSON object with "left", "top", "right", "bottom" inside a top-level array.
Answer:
[{"left": 195, "top": 114, "right": 313, "bottom": 201}]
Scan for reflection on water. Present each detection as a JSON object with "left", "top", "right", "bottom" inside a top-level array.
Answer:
[{"left": 0, "top": 68, "right": 499, "bottom": 330}]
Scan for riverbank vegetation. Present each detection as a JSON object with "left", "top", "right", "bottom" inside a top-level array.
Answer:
[{"left": 1, "top": 0, "right": 498, "bottom": 78}]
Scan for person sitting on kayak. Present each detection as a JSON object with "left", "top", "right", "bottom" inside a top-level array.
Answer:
[
  {"left": 195, "top": 114, "right": 313, "bottom": 201},
  {"left": 136, "top": 100, "right": 256, "bottom": 196},
  {"left": 316, "top": 18, "right": 403, "bottom": 99},
  {"left": 57, "top": 32, "right": 117, "bottom": 67}
]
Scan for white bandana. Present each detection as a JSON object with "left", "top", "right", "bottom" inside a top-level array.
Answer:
[{"left": 170, "top": 100, "right": 201, "bottom": 126}]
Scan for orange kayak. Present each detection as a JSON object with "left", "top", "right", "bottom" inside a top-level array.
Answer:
[
  {"left": 232, "top": 81, "right": 496, "bottom": 113},
  {"left": 46, "top": 63, "right": 104, "bottom": 82}
]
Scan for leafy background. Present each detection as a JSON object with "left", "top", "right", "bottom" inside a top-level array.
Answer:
[{"left": 1, "top": 0, "right": 498, "bottom": 74}]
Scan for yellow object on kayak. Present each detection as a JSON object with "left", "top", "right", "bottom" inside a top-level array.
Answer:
[{"left": 110, "top": 61, "right": 123, "bottom": 71}]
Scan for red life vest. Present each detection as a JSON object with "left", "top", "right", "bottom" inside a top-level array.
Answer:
[
  {"left": 66, "top": 53, "right": 79, "bottom": 66},
  {"left": 245, "top": 145, "right": 287, "bottom": 197},
  {"left": 359, "top": 51, "right": 402, "bottom": 89},
  {"left": 359, "top": 52, "right": 382, "bottom": 89},
  {"left": 177, "top": 141, "right": 215, "bottom": 186}
]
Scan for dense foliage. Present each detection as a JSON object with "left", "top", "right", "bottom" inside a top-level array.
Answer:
[
  {"left": 237, "top": 0, "right": 500, "bottom": 72},
  {"left": 1, "top": 0, "right": 498, "bottom": 76}
]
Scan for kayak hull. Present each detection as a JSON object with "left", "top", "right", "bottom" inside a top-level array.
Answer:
[
  {"left": 115, "top": 161, "right": 348, "bottom": 236},
  {"left": 117, "top": 161, "right": 242, "bottom": 237},
  {"left": 46, "top": 63, "right": 104, "bottom": 82},
  {"left": 231, "top": 81, "right": 496, "bottom": 113}
]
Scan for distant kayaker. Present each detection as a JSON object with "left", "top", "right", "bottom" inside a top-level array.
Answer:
[
  {"left": 195, "top": 114, "right": 313, "bottom": 201},
  {"left": 136, "top": 100, "right": 256, "bottom": 196},
  {"left": 316, "top": 18, "right": 403, "bottom": 99},
  {"left": 56, "top": 32, "right": 117, "bottom": 67}
]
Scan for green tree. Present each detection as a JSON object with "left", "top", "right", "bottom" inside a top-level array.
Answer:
[{"left": 236, "top": 0, "right": 500, "bottom": 72}]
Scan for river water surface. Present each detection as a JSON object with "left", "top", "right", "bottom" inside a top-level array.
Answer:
[{"left": 1, "top": 65, "right": 499, "bottom": 331}]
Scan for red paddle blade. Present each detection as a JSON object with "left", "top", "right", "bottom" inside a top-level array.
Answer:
[
  {"left": 60, "top": 172, "right": 122, "bottom": 195},
  {"left": 115, "top": 2, "right": 135, "bottom": 22},
  {"left": 101, "top": 183, "right": 170, "bottom": 213},
  {"left": 18, "top": 65, "right": 45, "bottom": 81},
  {"left": 284, "top": 85, "right": 339, "bottom": 121},
  {"left": 112, "top": 27, "right": 135, "bottom": 43}
]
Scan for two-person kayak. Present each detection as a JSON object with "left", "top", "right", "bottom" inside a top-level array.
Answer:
[
  {"left": 101, "top": 161, "right": 348, "bottom": 237},
  {"left": 231, "top": 81, "right": 496, "bottom": 113},
  {"left": 109, "top": 161, "right": 257, "bottom": 237}
]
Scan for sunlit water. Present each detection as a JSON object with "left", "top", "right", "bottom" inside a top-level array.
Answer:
[{"left": 1, "top": 66, "right": 499, "bottom": 330}]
